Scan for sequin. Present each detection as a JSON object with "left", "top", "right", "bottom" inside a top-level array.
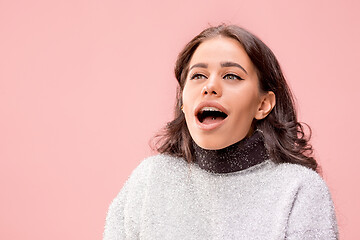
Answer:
[
  {"left": 193, "top": 129, "right": 269, "bottom": 174},
  {"left": 103, "top": 133, "right": 339, "bottom": 239}
]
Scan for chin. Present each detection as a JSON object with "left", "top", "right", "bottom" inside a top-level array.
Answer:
[{"left": 193, "top": 138, "right": 229, "bottom": 150}]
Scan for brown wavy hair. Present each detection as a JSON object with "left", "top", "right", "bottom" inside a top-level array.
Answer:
[{"left": 152, "top": 24, "right": 319, "bottom": 173}]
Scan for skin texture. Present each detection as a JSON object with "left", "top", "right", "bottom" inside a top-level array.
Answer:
[{"left": 182, "top": 36, "right": 276, "bottom": 150}]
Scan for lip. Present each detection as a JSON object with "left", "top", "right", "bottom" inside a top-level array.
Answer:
[{"left": 194, "top": 101, "right": 229, "bottom": 131}]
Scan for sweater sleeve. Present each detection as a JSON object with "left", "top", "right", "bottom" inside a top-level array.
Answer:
[
  {"left": 103, "top": 180, "right": 130, "bottom": 240},
  {"left": 103, "top": 157, "right": 153, "bottom": 240},
  {"left": 285, "top": 172, "right": 339, "bottom": 240}
]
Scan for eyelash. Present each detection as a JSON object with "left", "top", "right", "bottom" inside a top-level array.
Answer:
[
  {"left": 190, "top": 73, "right": 244, "bottom": 80},
  {"left": 190, "top": 74, "right": 206, "bottom": 80},
  {"left": 224, "top": 74, "right": 244, "bottom": 80}
]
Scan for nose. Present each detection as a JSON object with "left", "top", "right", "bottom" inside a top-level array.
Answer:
[{"left": 202, "top": 77, "right": 222, "bottom": 97}]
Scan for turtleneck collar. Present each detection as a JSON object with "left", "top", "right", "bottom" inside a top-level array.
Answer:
[{"left": 192, "top": 129, "right": 269, "bottom": 174}]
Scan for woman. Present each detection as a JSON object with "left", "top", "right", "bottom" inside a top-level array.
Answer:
[{"left": 103, "top": 24, "right": 339, "bottom": 239}]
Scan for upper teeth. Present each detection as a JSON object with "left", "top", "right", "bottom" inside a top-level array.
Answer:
[{"left": 200, "top": 107, "right": 222, "bottom": 113}]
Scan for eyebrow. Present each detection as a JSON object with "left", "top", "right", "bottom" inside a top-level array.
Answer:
[
  {"left": 220, "top": 61, "right": 248, "bottom": 74},
  {"left": 189, "top": 61, "right": 248, "bottom": 75},
  {"left": 189, "top": 63, "right": 208, "bottom": 70}
]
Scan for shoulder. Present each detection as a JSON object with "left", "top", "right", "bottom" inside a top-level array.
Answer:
[
  {"left": 125, "top": 154, "right": 188, "bottom": 184},
  {"left": 133, "top": 153, "right": 187, "bottom": 173},
  {"left": 277, "top": 163, "right": 339, "bottom": 238},
  {"left": 269, "top": 162, "right": 335, "bottom": 208},
  {"left": 273, "top": 162, "right": 329, "bottom": 189},
  {"left": 260, "top": 161, "right": 334, "bottom": 206},
  {"left": 110, "top": 154, "right": 185, "bottom": 201},
  {"left": 104, "top": 154, "right": 184, "bottom": 238}
]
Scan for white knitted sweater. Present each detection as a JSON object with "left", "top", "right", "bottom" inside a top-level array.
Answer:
[{"left": 103, "top": 154, "right": 338, "bottom": 239}]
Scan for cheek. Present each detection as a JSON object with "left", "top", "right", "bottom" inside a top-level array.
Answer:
[
  {"left": 231, "top": 91, "right": 260, "bottom": 120},
  {"left": 182, "top": 88, "right": 188, "bottom": 109},
  {"left": 182, "top": 85, "right": 195, "bottom": 107},
  {"left": 181, "top": 87, "right": 192, "bottom": 118},
  {"left": 182, "top": 84, "right": 201, "bottom": 127}
]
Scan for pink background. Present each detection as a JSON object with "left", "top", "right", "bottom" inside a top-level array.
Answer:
[{"left": 1, "top": 0, "right": 359, "bottom": 239}]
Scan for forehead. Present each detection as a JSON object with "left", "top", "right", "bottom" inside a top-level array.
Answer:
[{"left": 189, "top": 36, "right": 253, "bottom": 68}]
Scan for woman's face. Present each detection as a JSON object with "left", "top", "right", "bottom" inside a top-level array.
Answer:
[{"left": 182, "top": 36, "right": 272, "bottom": 150}]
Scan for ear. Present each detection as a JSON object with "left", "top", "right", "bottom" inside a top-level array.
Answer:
[{"left": 255, "top": 91, "right": 276, "bottom": 120}]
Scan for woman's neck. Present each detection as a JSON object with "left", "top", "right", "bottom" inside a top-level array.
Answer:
[{"left": 192, "top": 130, "right": 270, "bottom": 174}]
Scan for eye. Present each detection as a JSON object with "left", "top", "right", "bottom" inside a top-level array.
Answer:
[
  {"left": 190, "top": 73, "right": 207, "bottom": 80},
  {"left": 223, "top": 73, "right": 244, "bottom": 80}
]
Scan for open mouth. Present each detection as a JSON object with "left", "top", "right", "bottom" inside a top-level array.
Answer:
[{"left": 196, "top": 107, "right": 228, "bottom": 124}]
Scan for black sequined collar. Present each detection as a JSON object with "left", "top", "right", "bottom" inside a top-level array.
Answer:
[{"left": 192, "top": 130, "right": 270, "bottom": 174}]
